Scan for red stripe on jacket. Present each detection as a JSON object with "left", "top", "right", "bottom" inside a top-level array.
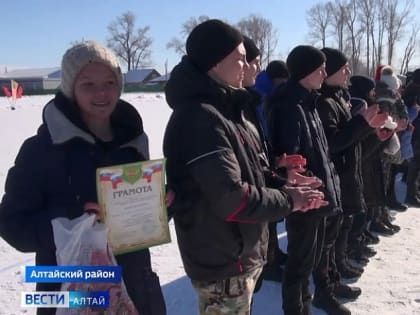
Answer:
[{"left": 226, "top": 185, "right": 257, "bottom": 223}]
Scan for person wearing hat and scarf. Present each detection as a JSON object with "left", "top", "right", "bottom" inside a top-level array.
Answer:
[
  {"left": 314, "top": 48, "right": 388, "bottom": 315},
  {"left": 242, "top": 36, "right": 294, "bottom": 288},
  {"left": 0, "top": 41, "right": 167, "bottom": 315},
  {"left": 267, "top": 45, "right": 343, "bottom": 315},
  {"left": 403, "top": 76, "right": 420, "bottom": 206},
  {"left": 347, "top": 76, "right": 381, "bottom": 251},
  {"left": 163, "top": 20, "right": 328, "bottom": 314}
]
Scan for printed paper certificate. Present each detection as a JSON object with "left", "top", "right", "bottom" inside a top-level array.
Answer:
[{"left": 96, "top": 159, "right": 170, "bottom": 255}]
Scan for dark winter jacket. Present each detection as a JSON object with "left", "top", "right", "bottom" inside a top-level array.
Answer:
[
  {"left": 317, "top": 85, "right": 372, "bottom": 214},
  {"left": 361, "top": 135, "right": 387, "bottom": 208},
  {"left": 267, "top": 80, "right": 342, "bottom": 217},
  {"left": 243, "top": 87, "right": 288, "bottom": 190},
  {"left": 412, "top": 114, "right": 420, "bottom": 153},
  {"left": 163, "top": 56, "right": 293, "bottom": 281},
  {"left": 244, "top": 87, "right": 266, "bottom": 154},
  {"left": 0, "top": 93, "right": 165, "bottom": 315},
  {"left": 349, "top": 90, "right": 388, "bottom": 209}
]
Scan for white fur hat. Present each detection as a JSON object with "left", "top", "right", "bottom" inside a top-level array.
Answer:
[
  {"left": 381, "top": 74, "right": 401, "bottom": 91},
  {"left": 60, "top": 40, "right": 123, "bottom": 99}
]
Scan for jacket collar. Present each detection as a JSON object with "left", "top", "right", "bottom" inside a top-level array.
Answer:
[
  {"left": 42, "top": 100, "right": 150, "bottom": 160},
  {"left": 43, "top": 100, "right": 95, "bottom": 145}
]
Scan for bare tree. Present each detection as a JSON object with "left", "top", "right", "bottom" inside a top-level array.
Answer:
[
  {"left": 357, "top": 0, "right": 376, "bottom": 75},
  {"left": 400, "top": 25, "right": 418, "bottom": 74},
  {"left": 107, "top": 11, "right": 153, "bottom": 71},
  {"left": 343, "top": 0, "right": 364, "bottom": 73},
  {"left": 372, "top": 1, "right": 387, "bottom": 70},
  {"left": 384, "top": 0, "right": 414, "bottom": 66},
  {"left": 329, "top": 0, "right": 348, "bottom": 51},
  {"left": 306, "top": 2, "right": 332, "bottom": 47},
  {"left": 166, "top": 15, "right": 210, "bottom": 56},
  {"left": 236, "top": 14, "right": 278, "bottom": 66}
]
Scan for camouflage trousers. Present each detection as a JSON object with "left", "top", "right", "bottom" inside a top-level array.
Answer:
[{"left": 191, "top": 267, "right": 263, "bottom": 315}]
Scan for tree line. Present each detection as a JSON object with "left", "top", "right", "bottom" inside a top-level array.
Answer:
[
  {"left": 307, "top": 0, "right": 416, "bottom": 75},
  {"left": 98, "top": 2, "right": 417, "bottom": 75},
  {"left": 91, "top": 12, "right": 277, "bottom": 71}
]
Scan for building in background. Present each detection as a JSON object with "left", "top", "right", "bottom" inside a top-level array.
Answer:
[
  {"left": 0, "top": 67, "right": 61, "bottom": 93},
  {"left": 124, "top": 68, "right": 161, "bottom": 87},
  {"left": 0, "top": 67, "right": 163, "bottom": 95}
]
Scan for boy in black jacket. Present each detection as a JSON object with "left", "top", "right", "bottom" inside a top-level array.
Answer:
[
  {"left": 164, "top": 21, "right": 327, "bottom": 315},
  {"left": 267, "top": 45, "right": 341, "bottom": 315},
  {"left": 314, "top": 48, "right": 388, "bottom": 315}
]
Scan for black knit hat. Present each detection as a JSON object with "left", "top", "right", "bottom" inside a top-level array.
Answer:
[
  {"left": 266, "top": 60, "right": 289, "bottom": 80},
  {"left": 403, "top": 81, "right": 420, "bottom": 107},
  {"left": 186, "top": 19, "right": 243, "bottom": 72},
  {"left": 349, "top": 75, "right": 375, "bottom": 99},
  {"left": 286, "top": 45, "right": 326, "bottom": 81},
  {"left": 412, "top": 68, "right": 420, "bottom": 85},
  {"left": 321, "top": 47, "right": 348, "bottom": 77},
  {"left": 243, "top": 35, "right": 260, "bottom": 63}
]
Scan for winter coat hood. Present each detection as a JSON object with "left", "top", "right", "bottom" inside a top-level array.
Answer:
[
  {"left": 165, "top": 56, "right": 227, "bottom": 110},
  {"left": 165, "top": 55, "right": 251, "bottom": 116},
  {"left": 40, "top": 92, "right": 149, "bottom": 159}
]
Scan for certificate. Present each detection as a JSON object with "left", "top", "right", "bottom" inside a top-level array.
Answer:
[{"left": 96, "top": 159, "right": 171, "bottom": 255}]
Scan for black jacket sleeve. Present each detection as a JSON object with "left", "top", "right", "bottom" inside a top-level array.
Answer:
[
  {"left": 269, "top": 104, "right": 302, "bottom": 156},
  {"left": 264, "top": 167, "right": 288, "bottom": 189},
  {"left": 0, "top": 137, "right": 55, "bottom": 253},
  {"left": 361, "top": 132, "right": 383, "bottom": 161},
  {"left": 317, "top": 98, "right": 372, "bottom": 154},
  {"left": 185, "top": 107, "right": 293, "bottom": 223}
]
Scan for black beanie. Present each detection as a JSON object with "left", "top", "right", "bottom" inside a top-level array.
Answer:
[
  {"left": 349, "top": 75, "right": 375, "bottom": 99},
  {"left": 403, "top": 81, "right": 420, "bottom": 107},
  {"left": 266, "top": 60, "right": 289, "bottom": 80},
  {"left": 412, "top": 68, "right": 420, "bottom": 84},
  {"left": 286, "top": 45, "right": 326, "bottom": 81},
  {"left": 321, "top": 47, "right": 348, "bottom": 77},
  {"left": 186, "top": 19, "right": 243, "bottom": 72},
  {"left": 243, "top": 35, "right": 260, "bottom": 63}
]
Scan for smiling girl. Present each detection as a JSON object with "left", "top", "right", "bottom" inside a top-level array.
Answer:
[{"left": 0, "top": 41, "right": 166, "bottom": 315}]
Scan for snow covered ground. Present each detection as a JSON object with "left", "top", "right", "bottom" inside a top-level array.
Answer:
[{"left": 0, "top": 93, "right": 419, "bottom": 314}]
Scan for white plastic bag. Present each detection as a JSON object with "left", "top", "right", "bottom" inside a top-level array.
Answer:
[{"left": 52, "top": 213, "right": 139, "bottom": 315}]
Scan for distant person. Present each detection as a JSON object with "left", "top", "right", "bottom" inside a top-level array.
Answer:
[
  {"left": 376, "top": 66, "right": 408, "bottom": 219},
  {"left": 163, "top": 20, "right": 327, "bottom": 315},
  {"left": 242, "top": 36, "right": 289, "bottom": 287},
  {"left": 401, "top": 75, "right": 420, "bottom": 206},
  {"left": 267, "top": 45, "right": 342, "bottom": 315},
  {"left": 315, "top": 48, "right": 387, "bottom": 315},
  {"left": 0, "top": 41, "right": 166, "bottom": 315},
  {"left": 254, "top": 60, "right": 290, "bottom": 140},
  {"left": 347, "top": 75, "right": 381, "bottom": 251},
  {"left": 241, "top": 35, "right": 265, "bottom": 146}
]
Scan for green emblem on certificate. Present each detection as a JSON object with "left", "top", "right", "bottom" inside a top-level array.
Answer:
[{"left": 122, "top": 165, "right": 142, "bottom": 184}]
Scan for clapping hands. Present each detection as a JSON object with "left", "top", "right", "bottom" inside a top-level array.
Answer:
[
  {"left": 359, "top": 104, "right": 389, "bottom": 128},
  {"left": 283, "top": 185, "right": 329, "bottom": 212},
  {"left": 276, "top": 154, "right": 328, "bottom": 212}
]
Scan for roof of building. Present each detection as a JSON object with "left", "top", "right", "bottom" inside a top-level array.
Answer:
[
  {"left": 148, "top": 73, "right": 171, "bottom": 83},
  {"left": 124, "top": 68, "right": 160, "bottom": 83},
  {"left": 0, "top": 67, "right": 61, "bottom": 79}
]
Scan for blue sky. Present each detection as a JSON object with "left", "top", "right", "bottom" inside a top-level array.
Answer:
[
  {"left": 0, "top": 0, "right": 318, "bottom": 73},
  {"left": 0, "top": 0, "right": 418, "bottom": 74}
]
